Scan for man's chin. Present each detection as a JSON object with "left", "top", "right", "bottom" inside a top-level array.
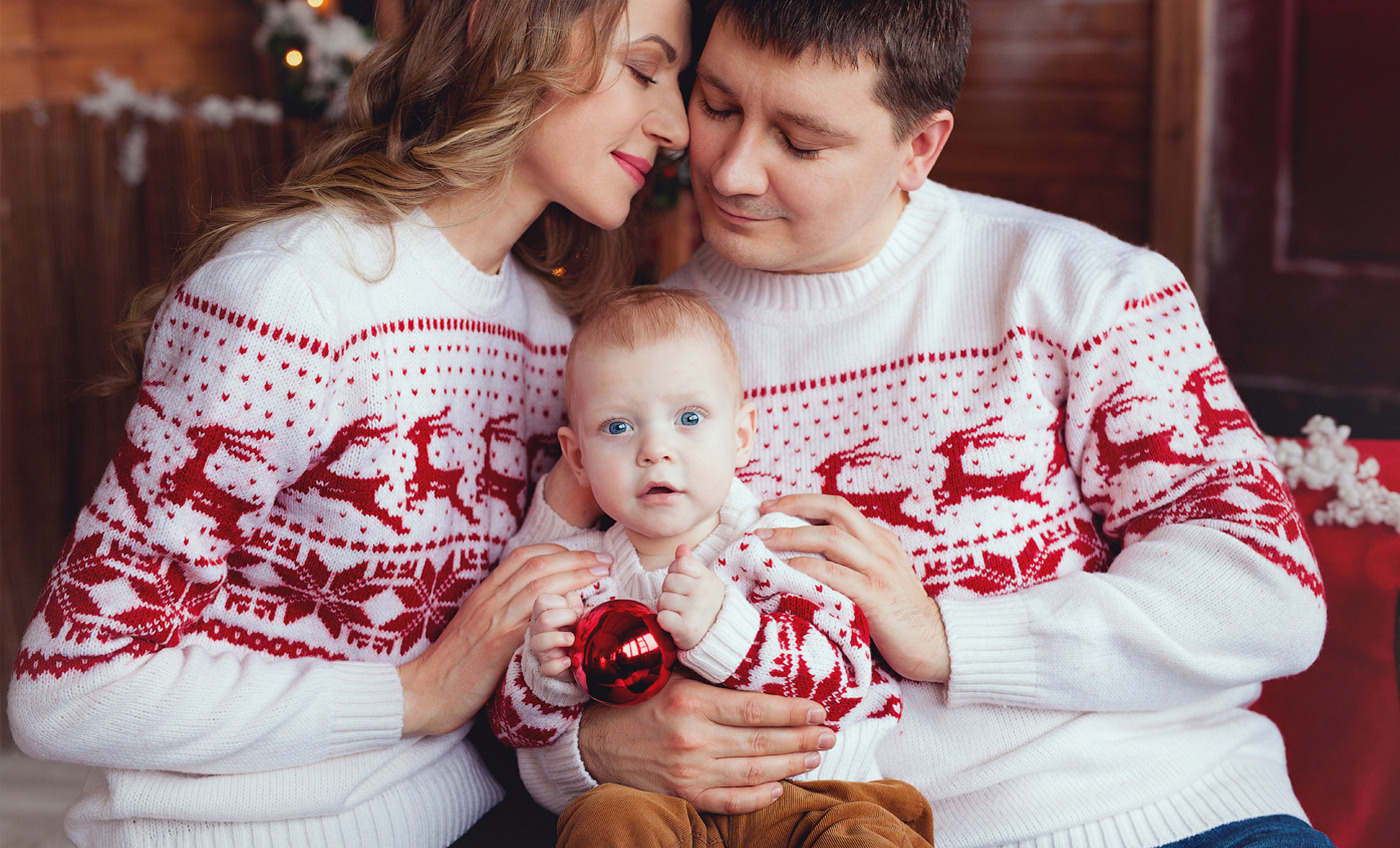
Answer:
[{"left": 698, "top": 220, "right": 796, "bottom": 273}]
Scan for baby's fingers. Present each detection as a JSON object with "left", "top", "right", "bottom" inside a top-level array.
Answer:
[
  {"left": 530, "top": 628, "right": 576, "bottom": 656},
  {"left": 539, "top": 654, "right": 573, "bottom": 679}
]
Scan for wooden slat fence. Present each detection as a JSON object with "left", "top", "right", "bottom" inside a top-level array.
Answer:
[{"left": 0, "top": 104, "right": 323, "bottom": 745}]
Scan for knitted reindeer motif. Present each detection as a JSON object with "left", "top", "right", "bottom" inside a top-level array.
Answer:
[
  {"left": 475, "top": 413, "right": 529, "bottom": 525},
  {"left": 110, "top": 383, "right": 167, "bottom": 526},
  {"left": 404, "top": 409, "right": 477, "bottom": 522},
  {"left": 158, "top": 424, "right": 274, "bottom": 544},
  {"left": 287, "top": 415, "right": 406, "bottom": 533}
]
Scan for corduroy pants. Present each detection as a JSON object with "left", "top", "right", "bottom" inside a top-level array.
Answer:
[{"left": 557, "top": 778, "right": 935, "bottom": 848}]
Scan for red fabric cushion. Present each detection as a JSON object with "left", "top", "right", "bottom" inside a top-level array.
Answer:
[{"left": 1252, "top": 439, "right": 1400, "bottom": 847}]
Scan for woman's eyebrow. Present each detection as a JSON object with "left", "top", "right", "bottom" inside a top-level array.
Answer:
[{"left": 632, "top": 34, "right": 678, "bottom": 63}]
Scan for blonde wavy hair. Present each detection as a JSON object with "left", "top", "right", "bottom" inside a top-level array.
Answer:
[{"left": 98, "top": 0, "right": 640, "bottom": 395}]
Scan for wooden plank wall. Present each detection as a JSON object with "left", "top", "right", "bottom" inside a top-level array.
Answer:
[
  {"left": 0, "top": 105, "right": 325, "bottom": 747},
  {"left": 940, "top": 0, "right": 1153, "bottom": 246},
  {"left": 1, "top": 0, "right": 263, "bottom": 108}
]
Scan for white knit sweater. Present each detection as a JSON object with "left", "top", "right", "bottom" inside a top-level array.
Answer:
[
  {"left": 518, "top": 181, "right": 1326, "bottom": 848},
  {"left": 491, "top": 480, "right": 900, "bottom": 782},
  {"left": 8, "top": 208, "right": 573, "bottom": 847}
]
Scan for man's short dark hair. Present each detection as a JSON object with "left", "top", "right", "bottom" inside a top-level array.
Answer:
[{"left": 703, "top": 0, "right": 970, "bottom": 140}]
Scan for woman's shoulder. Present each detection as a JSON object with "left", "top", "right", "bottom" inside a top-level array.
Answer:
[
  {"left": 169, "top": 212, "right": 377, "bottom": 341},
  {"left": 213, "top": 210, "right": 394, "bottom": 284}
]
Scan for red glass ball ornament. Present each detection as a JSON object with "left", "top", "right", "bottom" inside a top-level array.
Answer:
[{"left": 571, "top": 599, "right": 678, "bottom": 706}]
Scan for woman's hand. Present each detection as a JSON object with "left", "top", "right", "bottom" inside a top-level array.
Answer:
[
  {"left": 398, "top": 543, "right": 610, "bottom": 737},
  {"left": 578, "top": 675, "right": 833, "bottom": 814},
  {"left": 757, "top": 494, "right": 950, "bottom": 683}
]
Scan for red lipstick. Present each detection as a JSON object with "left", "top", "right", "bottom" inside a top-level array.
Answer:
[{"left": 612, "top": 151, "right": 652, "bottom": 188}]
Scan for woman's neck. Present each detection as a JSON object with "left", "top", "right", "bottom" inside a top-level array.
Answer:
[{"left": 422, "top": 187, "right": 544, "bottom": 275}]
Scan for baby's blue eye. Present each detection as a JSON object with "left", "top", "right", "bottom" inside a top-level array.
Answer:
[
  {"left": 605, "top": 421, "right": 631, "bottom": 435},
  {"left": 677, "top": 411, "right": 702, "bottom": 426}
]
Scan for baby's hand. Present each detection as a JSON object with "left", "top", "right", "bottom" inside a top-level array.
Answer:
[
  {"left": 656, "top": 545, "right": 725, "bottom": 650},
  {"left": 526, "top": 591, "right": 584, "bottom": 681}
]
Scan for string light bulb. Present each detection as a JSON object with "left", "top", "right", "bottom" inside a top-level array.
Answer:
[
  {"left": 284, "top": 49, "right": 305, "bottom": 68},
  {"left": 306, "top": 0, "right": 326, "bottom": 8}
]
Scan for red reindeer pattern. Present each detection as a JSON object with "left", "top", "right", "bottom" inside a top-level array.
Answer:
[
  {"left": 286, "top": 415, "right": 406, "bottom": 534},
  {"left": 928, "top": 418, "right": 1049, "bottom": 510},
  {"left": 814, "top": 438, "right": 933, "bottom": 536},
  {"left": 404, "top": 410, "right": 476, "bottom": 523},
  {"left": 110, "top": 383, "right": 168, "bottom": 526},
  {"left": 475, "top": 414, "right": 529, "bottom": 525},
  {"left": 1086, "top": 382, "right": 1205, "bottom": 503},
  {"left": 1183, "top": 360, "right": 1260, "bottom": 440},
  {"left": 814, "top": 419, "right": 1046, "bottom": 536},
  {"left": 158, "top": 425, "right": 274, "bottom": 544}
]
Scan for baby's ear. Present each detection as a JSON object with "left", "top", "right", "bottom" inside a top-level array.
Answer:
[
  {"left": 734, "top": 401, "right": 757, "bottom": 468},
  {"left": 557, "top": 426, "right": 590, "bottom": 487}
]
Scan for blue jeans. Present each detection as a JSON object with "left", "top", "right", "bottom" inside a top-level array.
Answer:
[{"left": 1159, "top": 816, "right": 1334, "bottom": 848}]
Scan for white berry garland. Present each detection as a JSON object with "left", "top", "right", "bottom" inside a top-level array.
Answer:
[{"left": 1267, "top": 415, "right": 1400, "bottom": 533}]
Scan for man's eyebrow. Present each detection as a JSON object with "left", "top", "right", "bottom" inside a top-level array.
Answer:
[
  {"left": 696, "top": 67, "right": 853, "bottom": 141},
  {"left": 633, "top": 34, "right": 678, "bottom": 63}
]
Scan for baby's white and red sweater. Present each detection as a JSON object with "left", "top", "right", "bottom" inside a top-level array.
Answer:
[
  {"left": 490, "top": 479, "right": 900, "bottom": 782},
  {"left": 518, "top": 182, "right": 1326, "bottom": 848},
  {"left": 8, "top": 209, "right": 574, "bottom": 848}
]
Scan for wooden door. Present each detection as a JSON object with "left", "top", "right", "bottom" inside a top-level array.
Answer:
[{"left": 1206, "top": 0, "right": 1400, "bottom": 438}]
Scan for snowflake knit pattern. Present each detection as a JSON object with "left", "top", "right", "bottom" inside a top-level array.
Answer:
[
  {"left": 519, "top": 182, "right": 1326, "bottom": 848},
  {"left": 491, "top": 480, "right": 899, "bottom": 783},
  {"left": 9, "top": 209, "right": 573, "bottom": 848}
]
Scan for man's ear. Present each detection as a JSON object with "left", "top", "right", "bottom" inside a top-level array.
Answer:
[
  {"left": 897, "top": 109, "right": 955, "bottom": 191},
  {"left": 557, "top": 425, "right": 590, "bottom": 488},
  {"left": 734, "top": 401, "right": 757, "bottom": 469}
]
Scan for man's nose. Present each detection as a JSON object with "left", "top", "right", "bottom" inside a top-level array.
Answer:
[{"left": 706, "top": 127, "right": 768, "bottom": 199}]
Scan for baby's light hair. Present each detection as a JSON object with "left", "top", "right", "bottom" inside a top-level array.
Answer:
[{"left": 564, "top": 287, "right": 743, "bottom": 416}]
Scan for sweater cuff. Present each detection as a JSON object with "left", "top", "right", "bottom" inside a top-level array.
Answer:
[
  {"left": 328, "top": 662, "right": 409, "bottom": 755},
  {"left": 516, "top": 722, "right": 600, "bottom": 814},
  {"left": 522, "top": 647, "right": 590, "bottom": 708},
  {"left": 679, "top": 583, "right": 761, "bottom": 684},
  {"left": 940, "top": 592, "right": 1039, "bottom": 707}
]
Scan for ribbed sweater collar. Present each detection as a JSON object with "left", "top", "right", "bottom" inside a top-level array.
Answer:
[
  {"left": 400, "top": 206, "right": 519, "bottom": 316},
  {"left": 688, "top": 181, "right": 954, "bottom": 316}
]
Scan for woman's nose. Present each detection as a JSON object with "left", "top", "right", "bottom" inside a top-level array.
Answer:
[{"left": 645, "top": 84, "right": 690, "bottom": 151}]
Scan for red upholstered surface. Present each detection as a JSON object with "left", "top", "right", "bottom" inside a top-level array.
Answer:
[{"left": 1252, "top": 439, "right": 1400, "bottom": 847}]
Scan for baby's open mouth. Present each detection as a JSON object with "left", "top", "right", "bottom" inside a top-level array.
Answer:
[{"left": 644, "top": 485, "right": 677, "bottom": 495}]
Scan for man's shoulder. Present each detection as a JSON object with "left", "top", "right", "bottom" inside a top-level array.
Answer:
[{"left": 932, "top": 183, "right": 1145, "bottom": 259}]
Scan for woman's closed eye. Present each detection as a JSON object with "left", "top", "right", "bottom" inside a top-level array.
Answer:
[{"left": 628, "top": 65, "right": 658, "bottom": 86}]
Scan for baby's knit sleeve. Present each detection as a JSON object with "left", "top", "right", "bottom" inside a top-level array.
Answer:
[{"left": 685, "top": 528, "right": 900, "bottom": 732}]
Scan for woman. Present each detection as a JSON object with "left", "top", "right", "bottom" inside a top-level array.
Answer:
[{"left": 7, "top": 0, "right": 690, "bottom": 845}]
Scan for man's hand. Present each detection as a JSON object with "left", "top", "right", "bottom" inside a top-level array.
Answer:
[
  {"left": 579, "top": 676, "right": 834, "bottom": 814},
  {"left": 757, "top": 494, "right": 950, "bottom": 683},
  {"left": 657, "top": 544, "right": 726, "bottom": 650}
]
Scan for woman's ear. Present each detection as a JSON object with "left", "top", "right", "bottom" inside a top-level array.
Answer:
[
  {"left": 557, "top": 425, "right": 590, "bottom": 487},
  {"left": 734, "top": 401, "right": 757, "bottom": 468},
  {"left": 897, "top": 109, "right": 955, "bottom": 191}
]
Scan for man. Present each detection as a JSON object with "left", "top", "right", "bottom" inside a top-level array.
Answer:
[{"left": 518, "top": 2, "right": 1331, "bottom": 846}]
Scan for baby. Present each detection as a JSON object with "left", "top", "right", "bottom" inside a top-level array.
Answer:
[{"left": 489, "top": 287, "right": 933, "bottom": 847}]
